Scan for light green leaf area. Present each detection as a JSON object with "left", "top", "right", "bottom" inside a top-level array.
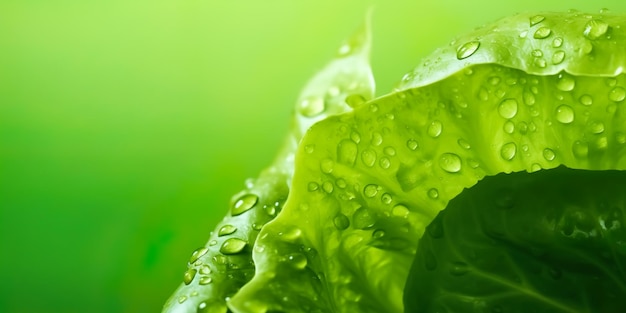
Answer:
[
  {"left": 229, "top": 12, "right": 626, "bottom": 313},
  {"left": 407, "top": 167, "right": 626, "bottom": 313},
  {"left": 162, "top": 17, "right": 374, "bottom": 313}
]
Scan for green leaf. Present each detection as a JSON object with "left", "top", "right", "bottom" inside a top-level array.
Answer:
[
  {"left": 229, "top": 11, "right": 626, "bottom": 313},
  {"left": 405, "top": 167, "right": 626, "bottom": 312},
  {"left": 162, "top": 16, "right": 375, "bottom": 313}
]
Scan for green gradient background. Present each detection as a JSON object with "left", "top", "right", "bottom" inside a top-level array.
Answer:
[{"left": 1, "top": 1, "right": 625, "bottom": 312}]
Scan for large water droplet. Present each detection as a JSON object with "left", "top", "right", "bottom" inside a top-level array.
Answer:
[
  {"left": 220, "top": 238, "right": 247, "bottom": 255},
  {"left": 529, "top": 15, "right": 545, "bottom": 26},
  {"left": 232, "top": 194, "right": 259, "bottom": 216},
  {"left": 427, "top": 120, "right": 443, "bottom": 138},
  {"left": 337, "top": 139, "right": 358, "bottom": 166},
  {"left": 533, "top": 27, "right": 552, "bottom": 39},
  {"left": 543, "top": 148, "right": 556, "bottom": 161},
  {"left": 609, "top": 87, "right": 626, "bottom": 102},
  {"left": 584, "top": 19, "right": 610, "bottom": 39},
  {"left": 500, "top": 142, "right": 517, "bottom": 160},
  {"left": 353, "top": 207, "right": 376, "bottom": 229},
  {"left": 556, "top": 74, "right": 575, "bottom": 91},
  {"left": 439, "top": 153, "right": 462, "bottom": 173},
  {"left": 552, "top": 50, "right": 566, "bottom": 64},
  {"left": 363, "top": 184, "right": 378, "bottom": 198},
  {"left": 298, "top": 96, "right": 325, "bottom": 117},
  {"left": 189, "top": 247, "right": 209, "bottom": 264},
  {"left": 427, "top": 188, "right": 439, "bottom": 199},
  {"left": 361, "top": 149, "right": 376, "bottom": 167},
  {"left": 555, "top": 105, "right": 574, "bottom": 124},
  {"left": 183, "top": 268, "right": 197, "bottom": 285},
  {"left": 218, "top": 225, "right": 237, "bottom": 237},
  {"left": 392, "top": 204, "right": 410, "bottom": 218},
  {"left": 456, "top": 41, "right": 480, "bottom": 60},
  {"left": 498, "top": 98, "right": 518, "bottom": 118},
  {"left": 333, "top": 214, "right": 350, "bottom": 230}
]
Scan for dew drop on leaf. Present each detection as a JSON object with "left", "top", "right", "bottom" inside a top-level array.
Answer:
[
  {"left": 439, "top": 153, "right": 462, "bottom": 173},
  {"left": 529, "top": 15, "right": 545, "bottom": 26},
  {"left": 199, "top": 265, "right": 212, "bottom": 275},
  {"left": 572, "top": 140, "right": 589, "bottom": 158},
  {"left": 555, "top": 104, "right": 575, "bottom": 124},
  {"left": 427, "top": 188, "right": 439, "bottom": 199},
  {"left": 381, "top": 193, "right": 393, "bottom": 204},
  {"left": 218, "top": 225, "right": 237, "bottom": 237},
  {"left": 552, "top": 50, "right": 565, "bottom": 64},
  {"left": 609, "top": 86, "right": 626, "bottom": 102},
  {"left": 353, "top": 207, "right": 376, "bottom": 229},
  {"left": 231, "top": 194, "right": 259, "bottom": 216},
  {"left": 361, "top": 149, "right": 377, "bottom": 167},
  {"left": 427, "top": 120, "right": 443, "bottom": 138},
  {"left": 583, "top": 19, "right": 610, "bottom": 39},
  {"left": 500, "top": 142, "right": 517, "bottom": 161},
  {"left": 183, "top": 268, "right": 197, "bottom": 285},
  {"left": 298, "top": 96, "right": 325, "bottom": 117},
  {"left": 498, "top": 98, "right": 518, "bottom": 119},
  {"left": 589, "top": 121, "right": 605, "bottom": 134},
  {"left": 457, "top": 138, "right": 471, "bottom": 150},
  {"left": 456, "top": 41, "right": 480, "bottom": 60},
  {"left": 220, "top": 238, "right": 247, "bottom": 255},
  {"left": 533, "top": 27, "right": 552, "bottom": 39},
  {"left": 333, "top": 214, "right": 350, "bottom": 230},
  {"left": 552, "top": 36, "right": 563, "bottom": 47},
  {"left": 543, "top": 148, "right": 556, "bottom": 161},
  {"left": 189, "top": 247, "right": 209, "bottom": 264},
  {"left": 579, "top": 94, "right": 593, "bottom": 106},
  {"left": 199, "top": 277, "right": 213, "bottom": 285},
  {"left": 363, "top": 184, "right": 379, "bottom": 198},
  {"left": 406, "top": 139, "right": 419, "bottom": 150},
  {"left": 337, "top": 139, "right": 358, "bottom": 166},
  {"left": 556, "top": 73, "right": 575, "bottom": 91},
  {"left": 392, "top": 204, "right": 410, "bottom": 218}
]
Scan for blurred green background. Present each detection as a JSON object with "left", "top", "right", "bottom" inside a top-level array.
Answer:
[{"left": 1, "top": 1, "right": 625, "bottom": 312}]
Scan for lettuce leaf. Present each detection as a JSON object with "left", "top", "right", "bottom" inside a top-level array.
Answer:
[{"left": 164, "top": 10, "right": 626, "bottom": 313}]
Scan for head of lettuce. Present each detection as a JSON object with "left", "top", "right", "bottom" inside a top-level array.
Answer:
[{"left": 163, "top": 10, "right": 626, "bottom": 313}]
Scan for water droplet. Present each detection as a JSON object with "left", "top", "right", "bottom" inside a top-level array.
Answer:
[
  {"left": 333, "top": 214, "right": 350, "bottom": 230},
  {"left": 457, "top": 138, "right": 471, "bottom": 150},
  {"left": 320, "top": 158, "right": 334, "bottom": 174},
  {"left": 189, "top": 247, "right": 209, "bottom": 264},
  {"left": 350, "top": 131, "right": 361, "bottom": 144},
  {"left": 426, "top": 120, "right": 443, "bottom": 138},
  {"left": 199, "top": 276, "right": 213, "bottom": 285},
  {"left": 178, "top": 296, "right": 188, "bottom": 304},
  {"left": 322, "top": 181, "right": 334, "bottom": 194},
  {"left": 439, "top": 153, "right": 462, "bottom": 173},
  {"left": 336, "top": 178, "right": 347, "bottom": 188},
  {"left": 589, "top": 121, "right": 605, "bottom": 134},
  {"left": 232, "top": 194, "right": 259, "bottom": 216},
  {"left": 307, "top": 182, "right": 319, "bottom": 192},
  {"left": 381, "top": 193, "right": 393, "bottom": 204},
  {"left": 529, "top": 15, "right": 545, "bottom": 26},
  {"left": 379, "top": 157, "right": 391, "bottom": 169},
  {"left": 531, "top": 49, "right": 543, "bottom": 57},
  {"left": 208, "top": 240, "right": 218, "bottom": 246},
  {"left": 372, "top": 229, "right": 385, "bottom": 239},
  {"left": 523, "top": 91, "right": 536, "bottom": 106},
  {"left": 449, "top": 261, "right": 470, "bottom": 276},
  {"left": 500, "top": 142, "right": 517, "bottom": 160},
  {"left": 543, "top": 148, "right": 556, "bottom": 161},
  {"left": 609, "top": 87, "right": 626, "bottom": 102},
  {"left": 183, "top": 268, "right": 197, "bottom": 285},
  {"left": 584, "top": 19, "right": 610, "bottom": 39},
  {"left": 616, "top": 132, "right": 626, "bottom": 144},
  {"left": 427, "top": 188, "right": 439, "bottom": 199},
  {"left": 363, "top": 184, "right": 378, "bottom": 198},
  {"left": 220, "top": 238, "right": 247, "bottom": 255},
  {"left": 361, "top": 149, "right": 376, "bottom": 167},
  {"left": 555, "top": 105, "right": 574, "bottom": 124},
  {"left": 498, "top": 98, "right": 518, "bottom": 118},
  {"left": 353, "top": 207, "right": 376, "bottom": 229},
  {"left": 533, "top": 27, "right": 552, "bottom": 39},
  {"left": 456, "top": 41, "right": 480, "bottom": 60},
  {"left": 503, "top": 120, "right": 515, "bottom": 134},
  {"left": 530, "top": 163, "right": 542, "bottom": 172},
  {"left": 556, "top": 74, "right": 575, "bottom": 91},
  {"left": 518, "top": 122, "right": 528, "bottom": 134},
  {"left": 534, "top": 57, "right": 547, "bottom": 68},
  {"left": 384, "top": 146, "right": 396, "bottom": 156},
  {"left": 579, "top": 94, "right": 593, "bottom": 106},
  {"left": 371, "top": 132, "right": 383, "bottom": 146},
  {"left": 552, "top": 37, "right": 563, "bottom": 47},
  {"left": 406, "top": 139, "right": 419, "bottom": 150},
  {"left": 298, "top": 96, "right": 325, "bottom": 117},
  {"left": 199, "top": 265, "right": 212, "bottom": 275},
  {"left": 337, "top": 139, "right": 358, "bottom": 166},
  {"left": 392, "top": 204, "right": 410, "bottom": 218},
  {"left": 218, "top": 225, "right": 237, "bottom": 237},
  {"left": 552, "top": 50, "right": 565, "bottom": 64},
  {"left": 572, "top": 140, "right": 589, "bottom": 158},
  {"left": 345, "top": 94, "right": 366, "bottom": 108}
]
